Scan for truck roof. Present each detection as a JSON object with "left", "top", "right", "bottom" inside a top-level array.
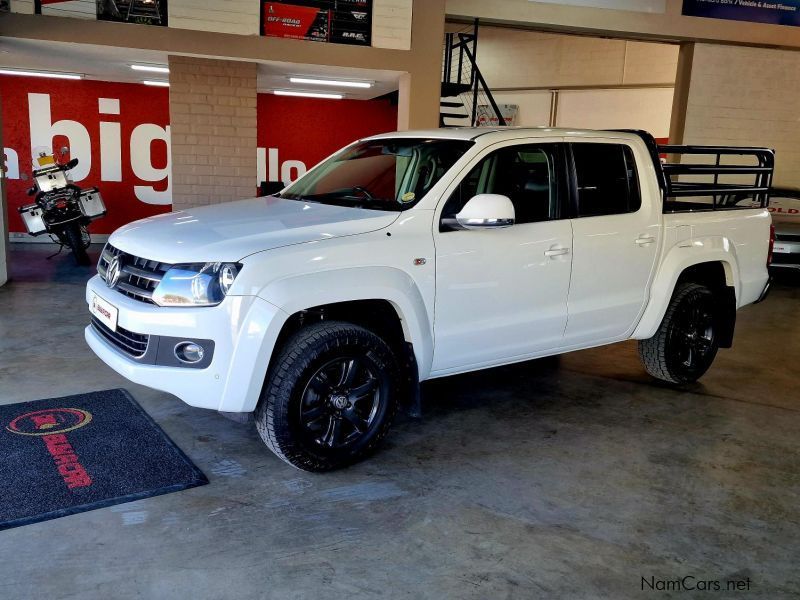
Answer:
[{"left": 365, "top": 127, "right": 647, "bottom": 143}]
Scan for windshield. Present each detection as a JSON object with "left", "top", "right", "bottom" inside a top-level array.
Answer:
[{"left": 280, "top": 138, "right": 473, "bottom": 211}]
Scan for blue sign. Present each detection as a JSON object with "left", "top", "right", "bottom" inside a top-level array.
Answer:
[{"left": 683, "top": 0, "right": 800, "bottom": 27}]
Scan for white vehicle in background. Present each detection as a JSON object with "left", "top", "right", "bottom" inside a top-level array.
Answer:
[
  {"left": 766, "top": 188, "right": 800, "bottom": 271},
  {"left": 85, "top": 128, "right": 774, "bottom": 471}
]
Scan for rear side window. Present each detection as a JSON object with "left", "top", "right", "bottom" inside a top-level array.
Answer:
[{"left": 572, "top": 143, "right": 641, "bottom": 217}]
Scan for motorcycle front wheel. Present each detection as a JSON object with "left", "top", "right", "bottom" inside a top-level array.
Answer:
[{"left": 64, "top": 223, "right": 91, "bottom": 266}]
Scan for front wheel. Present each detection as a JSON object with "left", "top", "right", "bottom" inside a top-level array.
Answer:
[
  {"left": 638, "top": 282, "right": 720, "bottom": 384},
  {"left": 64, "top": 223, "right": 91, "bottom": 266},
  {"left": 255, "top": 321, "right": 400, "bottom": 471}
]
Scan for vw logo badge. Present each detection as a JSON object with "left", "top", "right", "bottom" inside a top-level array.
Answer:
[{"left": 106, "top": 256, "right": 121, "bottom": 288}]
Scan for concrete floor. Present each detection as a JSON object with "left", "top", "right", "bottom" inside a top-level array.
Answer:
[{"left": 1, "top": 242, "right": 799, "bottom": 599}]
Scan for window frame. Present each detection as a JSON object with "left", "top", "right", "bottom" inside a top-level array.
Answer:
[
  {"left": 567, "top": 141, "right": 642, "bottom": 219},
  {"left": 438, "top": 141, "right": 571, "bottom": 232}
]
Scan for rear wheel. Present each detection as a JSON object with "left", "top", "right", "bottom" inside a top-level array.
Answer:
[
  {"left": 639, "top": 282, "right": 720, "bottom": 384},
  {"left": 64, "top": 223, "right": 90, "bottom": 266},
  {"left": 255, "top": 321, "right": 400, "bottom": 471}
]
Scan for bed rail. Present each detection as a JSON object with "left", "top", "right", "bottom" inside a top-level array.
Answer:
[{"left": 658, "top": 144, "right": 774, "bottom": 213}]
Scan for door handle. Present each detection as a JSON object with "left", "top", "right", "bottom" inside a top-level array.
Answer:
[
  {"left": 544, "top": 247, "right": 570, "bottom": 257},
  {"left": 635, "top": 235, "right": 655, "bottom": 246}
]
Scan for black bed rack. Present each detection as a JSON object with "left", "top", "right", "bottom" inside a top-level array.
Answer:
[{"left": 657, "top": 144, "right": 775, "bottom": 211}]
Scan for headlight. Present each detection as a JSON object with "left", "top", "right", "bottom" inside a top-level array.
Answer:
[{"left": 152, "top": 262, "right": 241, "bottom": 307}]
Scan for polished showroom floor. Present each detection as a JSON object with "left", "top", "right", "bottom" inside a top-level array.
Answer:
[{"left": 1, "top": 243, "right": 799, "bottom": 599}]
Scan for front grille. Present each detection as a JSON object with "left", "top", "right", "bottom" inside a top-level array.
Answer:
[
  {"left": 776, "top": 233, "right": 800, "bottom": 243},
  {"left": 91, "top": 317, "right": 150, "bottom": 359},
  {"left": 98, "top": 244, "right": 170, "bottom": 304}
]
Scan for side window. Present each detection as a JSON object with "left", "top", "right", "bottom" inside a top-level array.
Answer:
[
  {"left": 441, "top": 144, "right": 560, "bottom": 229},
  {"left": 572, "top": 143, "right": 641, "bottom": 217}
]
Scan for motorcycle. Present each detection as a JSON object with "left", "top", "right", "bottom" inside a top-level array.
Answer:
[{"left": 18, "top": 148, "right": 106, "bottom": 266}]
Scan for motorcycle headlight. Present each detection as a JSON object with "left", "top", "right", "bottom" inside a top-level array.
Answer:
[{"left": 152, "top": 262, "right": 242, "bottom": 307}]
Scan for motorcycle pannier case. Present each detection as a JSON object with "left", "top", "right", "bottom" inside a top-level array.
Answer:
[
  {"left": 19, "top": 204, "right": 47, "bottom": 235},
  {"left": 78, "top": 188, "right": 106, "bottom": 219}
]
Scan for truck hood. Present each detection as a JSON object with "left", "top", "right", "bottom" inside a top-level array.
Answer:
[{"left": 108, "top": 196, "right": 400, "bottom": 263}]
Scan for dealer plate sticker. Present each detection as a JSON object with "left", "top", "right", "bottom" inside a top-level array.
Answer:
[
  {"left": 90, "top": 293, "right": 118, "bottom": 332},
  {"left": 773, "top": 244, "right": 790, "bottom": 254}
]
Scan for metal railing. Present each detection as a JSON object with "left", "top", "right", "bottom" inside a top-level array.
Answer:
[
  {"left": 658, "top": 145, "right": 774, "bottom": 211},
  {"left": 442, "top": 19, "right": 507, "bottom": 127}
]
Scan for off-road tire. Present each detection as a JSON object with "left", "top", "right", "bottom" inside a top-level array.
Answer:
[
  {"left": 65, "top": 224, "right": 90, "bottom": 266},
  {"left": 255, "top": 321, "right": 400, "bottom": 472},
  {"left": 638, "top": 282, "right": 719, "bottom": 384}
]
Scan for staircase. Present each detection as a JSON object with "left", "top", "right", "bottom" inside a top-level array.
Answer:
[{"left": 441, "top": 20, "right": 507, "bottom": 128}]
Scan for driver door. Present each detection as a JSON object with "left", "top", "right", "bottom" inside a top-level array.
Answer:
[{"left": 431, "top": 139, "right": 573, "bottom": 374}]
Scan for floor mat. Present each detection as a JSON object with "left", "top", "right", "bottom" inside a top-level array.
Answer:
[{"left": 0, "top": 388, "right": 208, "bottom": 531}]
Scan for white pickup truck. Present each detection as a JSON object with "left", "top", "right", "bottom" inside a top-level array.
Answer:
[{"left": 85, "top": 128, "right": 774, "bottom": 471}]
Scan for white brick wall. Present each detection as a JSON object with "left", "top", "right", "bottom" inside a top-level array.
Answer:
[
  {"left": 168, "top": 0, "right": 259, "bottom": 35},
  {"left": 682, "top": 43, "right": 800, "bottom": 188},
  {"left": 372, "top": 0, "right": 412, "bottom": 50},
  {"left": 10, "top": 0, "right": 35, "bottom": 14},
  {"left": 168, "top": 57, "right": 258, "bottom": 209},
  {"left": 459, "top": 26, "right": 678, "bottom": 89}
]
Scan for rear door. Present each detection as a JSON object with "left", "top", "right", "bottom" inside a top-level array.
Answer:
[{"left": 563, "top": 139, "right": 661, "bottom": 345}]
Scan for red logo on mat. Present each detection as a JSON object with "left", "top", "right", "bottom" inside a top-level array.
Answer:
[{"left": 7, "top": 408, "right": 94, "bottom": 490}]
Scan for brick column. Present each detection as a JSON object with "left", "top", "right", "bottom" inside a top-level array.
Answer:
[
  {"left": 676, "top": 43, "right": 800, "bottom": 187},
  {"left": 168, "top": 56, "right": 257, "bottom": 210}
]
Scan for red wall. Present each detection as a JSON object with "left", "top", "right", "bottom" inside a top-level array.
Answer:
[
  {"left": 257, "top": 93, "right": 397, "bottom": 170},
  {"left": 1, "top": 76, "right": 397, "bottom": 234},
  {"left": 1, "top": 76, "right": 171, "bottom": 234}
]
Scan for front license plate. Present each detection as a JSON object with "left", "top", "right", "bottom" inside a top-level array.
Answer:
[
  {"left": 90, "top": 293, "right": 118, "bottom": 332},
  {"left": 773, "top": 244, "right": 790, "bottom": 254}
]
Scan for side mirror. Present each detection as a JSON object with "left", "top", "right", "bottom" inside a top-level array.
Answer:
[
  {"left": 66, "top": 158, "right": 79, "bottom": 170},
  {"left": 455, "top": 194, "right": 515, "bottom": 230}
]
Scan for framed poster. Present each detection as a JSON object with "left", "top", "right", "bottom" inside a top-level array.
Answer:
[
  {"left": 34, "top": 0, "right": 167, "bottom": 25},
  {"left": 682, "top": 0, "right": 800, "bottom": 27},
  {"left": 97, "top": 0, "right": 168, "bottom": 26},
  {"left": 261, "top": 0, "right": 372, "bottom": 46}
]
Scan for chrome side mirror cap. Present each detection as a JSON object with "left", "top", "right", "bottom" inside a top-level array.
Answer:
[{"left": 455, "top": 194, "right": 515, "bottom": 230}]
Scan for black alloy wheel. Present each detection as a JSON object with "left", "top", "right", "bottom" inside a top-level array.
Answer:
[
  {"left": 255, "top": 321, "right": 399, "bottom": 471},
  {"left": 298, "top": 356, "right": 383, "bottom": 449},
  {"left": 668, "top": 293, "right": 716, "bottom": 376},
  {"left": 639, "top": 282, "right": 720, "bottom": 384}
]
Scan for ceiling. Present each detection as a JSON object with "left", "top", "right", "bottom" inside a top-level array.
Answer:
[{"left": 0, "top": 38, "right": 401, "bottom": 100}]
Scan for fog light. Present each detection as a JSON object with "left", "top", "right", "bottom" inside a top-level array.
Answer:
[{"left": 174, "top": 342, "right": 204, "bottom": 364}]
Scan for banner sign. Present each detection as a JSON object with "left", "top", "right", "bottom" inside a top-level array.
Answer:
[
  {"left": 682, "top": 0, "right": 800, "bottom": 27},
  {"left": 1, "top": 76, "right": 396, "bottom": 235},
  {"left": 476, "top": 104, "right": 519, "bottom": 127},
  {"left": 261, "top": 0, "right": 372, "bottom": 46},
  {"left": 36, "top": 0, "right": 168, "bottom": 26}
]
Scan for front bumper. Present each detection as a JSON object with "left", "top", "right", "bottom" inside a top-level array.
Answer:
[{"left": 84, "top": 275, "right": 288, "bottom": 412}]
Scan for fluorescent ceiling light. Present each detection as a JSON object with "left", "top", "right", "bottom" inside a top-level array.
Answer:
[
  {"left": 274, "top": 90, "right": 343, "bottom": 100},
  {"left": 143, "top": 80, "right": 170, "bottom": 87},
  {"left": 0, "top": 68, "right": 82, "bottom": 80},
  {"left": 289, "top": 76, "right": 372, "bottom": 89},
  {"left": 131, "top": 64, "right": 169, "bottom": 74}
]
